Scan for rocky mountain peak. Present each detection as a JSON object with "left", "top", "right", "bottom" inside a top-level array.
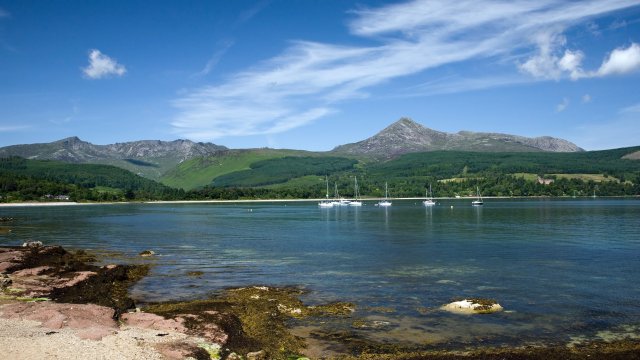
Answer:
[{"left": 332, "top": 118, "right": 584, "bottom": 159}]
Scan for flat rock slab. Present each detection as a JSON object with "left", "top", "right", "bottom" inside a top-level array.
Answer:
[{"left": 0, "top": 302, "right": 118, "bottom": 340}]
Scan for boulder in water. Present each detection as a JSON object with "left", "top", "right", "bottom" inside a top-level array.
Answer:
[
  {"left": 138, "top": 250, "right": 155, "bottom": 257},
  {"left": 441, "top": 298, "right": 503, "bottom": 314}
]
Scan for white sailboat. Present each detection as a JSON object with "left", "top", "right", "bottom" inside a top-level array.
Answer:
[
  {"left": 471, "top": 186, "right": 483, "bottom": 206},
  {"left": 332, "top": 183, "right": 351, "bottom": 206},
  {"left": 378, "top": 182, "right": 392, "bottom": 207},
  {"left": 318, "top": 176, "right": 333, "bottom": 208},
  {"left": 349, "top": 177, "right": 362, "bottom": 206},
  {"left": 423, "top": 183, "right": 436, "bottom": 206}
]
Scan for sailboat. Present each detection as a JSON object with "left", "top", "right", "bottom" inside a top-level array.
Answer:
[
  {"left": 332, "top": 183, "right": 351, "bottom": 206},
  {"left": 349, "top": 177, "right": 362, "bottom": 206},
  {"left": 423, "top": 183, "right": 436, "bottom": 206},
  {"left": 471, "top": 186, "right": 483, "bottom": 206},
  {"left": 378, "top": 182, "right": 392, "bottom": 207},
  {"left": 318, "top": 176, "right": 333, "bottom": 208}
]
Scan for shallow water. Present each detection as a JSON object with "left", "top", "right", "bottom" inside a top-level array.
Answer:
[{"left": 2, "top": 198, "right": 640, "bottom": 348}]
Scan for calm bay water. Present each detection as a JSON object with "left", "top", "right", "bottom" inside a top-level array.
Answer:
[{"left": 2, "top": 199, "right": 640, "bottom": 348}]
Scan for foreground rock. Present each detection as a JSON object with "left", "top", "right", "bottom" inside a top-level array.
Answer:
[
  {"left": 0, "top": 245, "right": 352, "bottom": 359},
  {"left": 0, "top": 245, "right": 211, "bottom": 359},
  {"left": 0, "top": 245, "right": 148, "bottom": 318},
  {"left": 441, "top": 298, "right": 504, "bottom": 314}
]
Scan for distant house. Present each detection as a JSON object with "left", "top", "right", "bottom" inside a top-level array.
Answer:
[
  {"left": 537, "top": 177, "right": 554, "bottom": 185},
  {"left": 44, "top": 194, "right": 70, "bottom": 201}
]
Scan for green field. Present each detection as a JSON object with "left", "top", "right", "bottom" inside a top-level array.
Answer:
[{"left": 159, "top": 149, "right": 315, "bottom": 190}]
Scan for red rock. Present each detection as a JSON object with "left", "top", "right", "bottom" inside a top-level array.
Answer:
[
  {"left": 155, "top": 342, "right": 201, "bottom": 360},
  {"left": 0, "top": 302, "right": 118, "bottom": 340},
  {"left": 0, "top": 262, "right": 14, "bottom": 273},
  {"left": 199, "top": 321, "right": 228, "bottom": 344},
  {"left": 0, "top": 249, "right": 23, "bottom": 263},
  {"left": 12, "top": 266, "right": 52, "bottom": 276},
  {"left": 57, "top": 271, "right": 97, "bottom": 287},
  {"left": 121, "top": 312, "right": 187, "bottom": 333}
]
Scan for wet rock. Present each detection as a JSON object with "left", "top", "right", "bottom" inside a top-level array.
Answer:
[
  {"left": 351, "top": 319, "right": 394, "bottom": 330},
  {"left": 0, "top": 248, "right": 24, "bottom": 273},
  {"left": 22, "top": 241, "right": 43, "bottom": 248},
  {"left": 155, "top": 342, "right": 211, "bottom": 360},
  {"left": 0, "top": 273, "right": 11, "bottom": 288},
  {"left": 139, "top": 250, "right": 155, "bottom": 257},
  {"left": 246, "top": 349, "right": 267, "bottom": 360},
  {"left": 49, "top": 264, "right": 149, "bottom": 319},
  {"left": 441, "top": 298, "right": 503, "bottom": 314}
]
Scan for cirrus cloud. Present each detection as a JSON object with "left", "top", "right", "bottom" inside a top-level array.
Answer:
[
  {"left": 172, "top": 0, "right": 640, "bottom": 141},
  {"left": 82, "top": 49, "right": 126, "bottom": 79}
]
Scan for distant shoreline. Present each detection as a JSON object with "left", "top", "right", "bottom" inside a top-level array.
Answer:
[{"left": 1, "top": 196, "right": 636, "bottom": 208}]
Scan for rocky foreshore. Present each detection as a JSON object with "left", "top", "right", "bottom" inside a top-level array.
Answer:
[
  {"left": 2, "top": 243, "right": 640, "bottom": 360},
  {"left": 0, "top": 243, "right": 353, "bottom": 359}
]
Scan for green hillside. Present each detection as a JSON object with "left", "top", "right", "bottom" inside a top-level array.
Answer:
[
  {"left": 159, "top": 148, "right": 319, "bottom": 190},
  {"left": 0, "top": 157, "right": 181, "bottom": 202},
  {"left": 213, "top": 156, "right": 358, "bottom": 187},
  {"left": 367, "top": 147, "right": 640, "bottom": 180}
]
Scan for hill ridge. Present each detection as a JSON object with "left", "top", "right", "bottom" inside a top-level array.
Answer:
[{"left": 332, "top": 118, "right": 584, "bottom": 159}]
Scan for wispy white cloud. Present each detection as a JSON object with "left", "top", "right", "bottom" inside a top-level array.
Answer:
[
  {"left": 582, "top": 94, "right": 592, "bottom": 103},
  {"left": 0, "top": 7, "right": 10, "bottom": 18},
  {"left": 610, "top": 19, "right": 628, "bottom": 29},
  {"left": 236, "top": 0, "right": 270, "bottom": 26},
  {"left": 620, "top": 102, "right": 640, "bottom": 114},
  {"left": 194, "top": 40, "right": 235, "bottom": 77},
  {"left": 0, "top": 125, "right": 31, "bottom": 132},
  {"left": 172, "top": 0, "right": 640, "bottom": 140},
  {"left": 556, "top": 97, "right": 569, "bottom": 112},
  {"left": 82, "top": 49, "right": 126, "bottom": 79}
]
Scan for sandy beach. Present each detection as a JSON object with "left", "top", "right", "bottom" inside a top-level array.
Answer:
[{"left": 0, "top": 316, "right": 196, "bottom": 360}]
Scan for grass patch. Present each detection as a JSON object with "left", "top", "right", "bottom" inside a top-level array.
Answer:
[{"left": 160, "top": 149, "right": 314, "bottom": 190}]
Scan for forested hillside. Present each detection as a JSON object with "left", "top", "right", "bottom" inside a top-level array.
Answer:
[{"left": 0, "top": 157, "right": 183, "bottom": 202}]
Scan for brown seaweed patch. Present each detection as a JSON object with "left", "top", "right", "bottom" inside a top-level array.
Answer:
[
  {"left": 49, "top": 264, "right": 149, "bottom": 319},
  {"left": 144, "top": 286, "right": 355, "bottom": 360},
  {"left": 1, "top": 245, "right": 149, "bottom": 319},
  {"left": 331, "top": 340, "right": 640, "bottom": 359}
]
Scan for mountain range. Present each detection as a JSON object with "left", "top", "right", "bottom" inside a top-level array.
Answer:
[
  {"left": 0, "top": 136, "right": 227, "bottom": 180},
  {"left": 0, "top": 118, "right": 591, "bottom": 189},
  {"left": 332, "top": 118, "right": 583, "bottom": 159}
]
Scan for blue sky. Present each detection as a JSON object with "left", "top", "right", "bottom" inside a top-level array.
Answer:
[{"left": 1, "top": 0, "right": 640, "bottom": 151}]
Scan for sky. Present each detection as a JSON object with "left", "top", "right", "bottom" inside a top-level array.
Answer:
[{"left": 1, "top": 0, "right": 640, "bottom": 151}]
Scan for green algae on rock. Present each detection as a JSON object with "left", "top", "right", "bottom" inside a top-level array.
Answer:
[{"left": 144, "top": 286, "right": 355, "bottom": 360}]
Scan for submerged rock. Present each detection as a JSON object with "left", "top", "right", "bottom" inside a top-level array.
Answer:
[
  {"left": 441, "top": 298, "right": 503, "bottom": 314},
  {"left": 139, "top": 250, "right": 156, "bottom": 257}
]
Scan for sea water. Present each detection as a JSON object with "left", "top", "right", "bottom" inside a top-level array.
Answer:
[{"left": 2, "top": 199, "right": 639, "bottom": 348}]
